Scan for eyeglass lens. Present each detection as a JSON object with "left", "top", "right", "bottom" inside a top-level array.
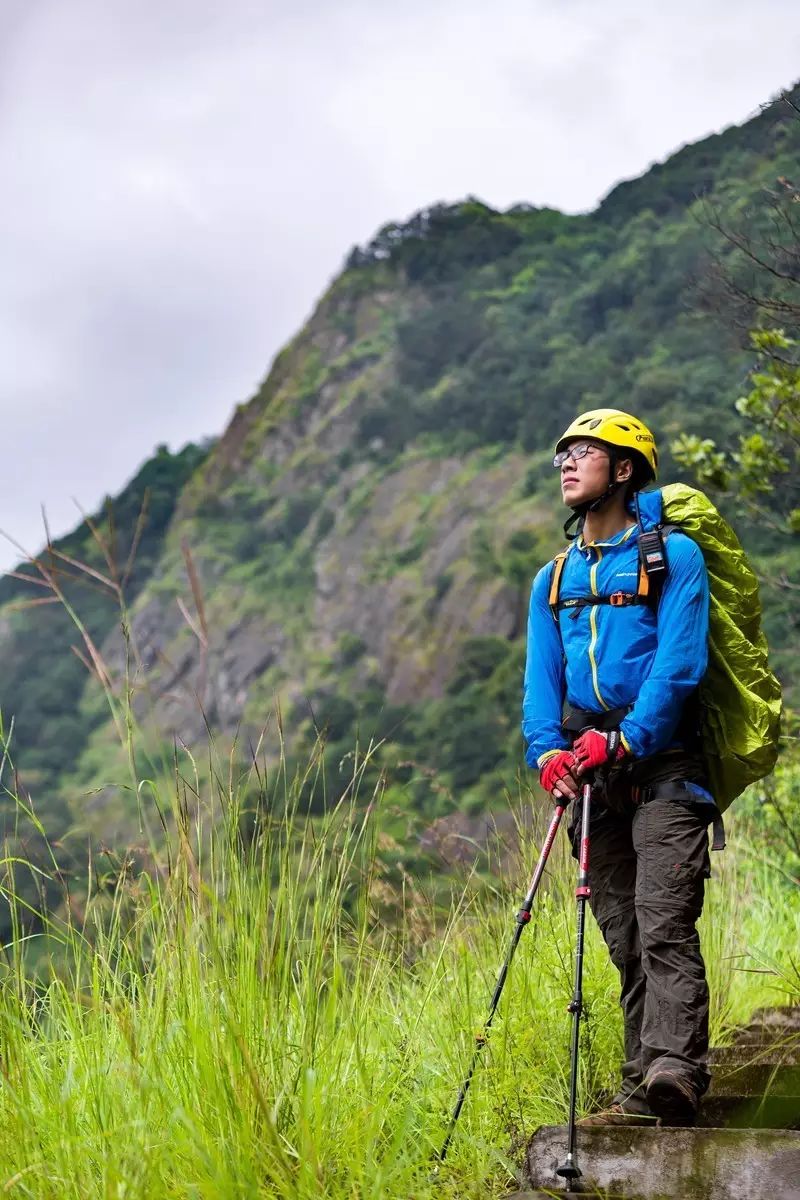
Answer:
[{"left": 553, "top": 442, "right": 596, "bottom": 468}]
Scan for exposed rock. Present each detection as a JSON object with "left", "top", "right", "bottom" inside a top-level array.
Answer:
[{"left": 312, "top": 453, "right": 530, "bottom": 703}]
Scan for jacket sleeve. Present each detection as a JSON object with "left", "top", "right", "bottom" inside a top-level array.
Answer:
[
  {"left": 521, "top": 564, "right": 570, "bottom": 768},
  {"left": 619, "top": 533, "right": 709, "bottom": 758}
]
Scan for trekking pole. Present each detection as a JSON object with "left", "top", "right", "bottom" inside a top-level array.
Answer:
[
  {"left": 556, "top": 778, "right": 593, "bottom": 1184},
  {"left": 437, "top": 803, "right": 566, "bottom": 1163}
]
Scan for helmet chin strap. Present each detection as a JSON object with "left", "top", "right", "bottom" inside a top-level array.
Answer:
[{"left": 563, "top": 451, "right": 627, "bottom": 539}]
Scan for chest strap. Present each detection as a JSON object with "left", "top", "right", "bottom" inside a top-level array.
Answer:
[
  {"left": 549, "top": 550, "right": 652, "bottom": 622},
  {"left": 557, "top": 590, "right": 649, "bottom": 616}
]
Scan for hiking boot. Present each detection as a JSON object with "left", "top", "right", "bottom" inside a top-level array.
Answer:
[
  {"left": 645, "top": 1070, "right": 698, "bottom": 1126},
  {"left": 577, "top": 1102, "right": 657, "bottom": 1127}
]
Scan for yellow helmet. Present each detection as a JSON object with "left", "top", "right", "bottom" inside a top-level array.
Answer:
[{"left": 555, "top": 408, "right": 658, "bottom": 481}]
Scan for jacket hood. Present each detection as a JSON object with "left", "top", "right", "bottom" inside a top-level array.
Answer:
[{"left": 627, "top": 487, "right": 663, "bottom": 532}]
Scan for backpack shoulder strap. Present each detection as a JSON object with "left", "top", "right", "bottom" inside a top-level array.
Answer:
[
  {"left": 637, "top": 522, "right": 679, "bottom": 607},
  {"left": 548, "top": 549, "right": 570, "bottom": 623}
]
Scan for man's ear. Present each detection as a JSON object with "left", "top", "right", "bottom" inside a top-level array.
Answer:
[{"left": 616, "top": 457, "right": 633, "bottom": 483}]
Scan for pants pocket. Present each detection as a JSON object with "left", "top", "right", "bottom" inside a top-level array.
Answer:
[{"left": 634, "top": 798, "right": 710, "bottom": 919}]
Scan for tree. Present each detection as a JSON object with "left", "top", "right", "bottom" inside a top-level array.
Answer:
[
  {"left": 674, "top": 329, "right": 800, "bottom": 532},
  {"left": 673, "top": 89, "right": 800, "bottom": 545},
  {"left": 673, "top": 88, "right": 800, "bottom": 870}
]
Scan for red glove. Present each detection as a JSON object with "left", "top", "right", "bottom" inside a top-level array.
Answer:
[
  {"left": 572, "top": 729, "right": 627, "bottom": 774},
  {"left": 539, "top": 750, "right": 579, "bottom": 799}
]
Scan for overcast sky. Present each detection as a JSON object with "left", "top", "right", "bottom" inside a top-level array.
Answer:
[{"left": 1, "top": 1, "right": 798, "bottom": 569}]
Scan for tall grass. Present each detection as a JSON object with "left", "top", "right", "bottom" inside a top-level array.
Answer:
[
  {"left": 0, "top": 737, "right": 797, "bottom": 1199},
  {"left": 0, "top": 529, "right": 796, "bottom": 1197}
]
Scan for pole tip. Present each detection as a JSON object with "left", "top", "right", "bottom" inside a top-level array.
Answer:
[{"left": 555, "top": 1159, "right": 582, "bottom": 1181}]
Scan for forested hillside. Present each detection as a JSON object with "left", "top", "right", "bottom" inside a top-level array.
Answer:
[{"left": 1, "top": 84, "right": 798, "bottom": 879}]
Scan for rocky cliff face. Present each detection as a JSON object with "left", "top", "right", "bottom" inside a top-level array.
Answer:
[{"left": 113, "top": 271, "right": 558, "bottom": 752}]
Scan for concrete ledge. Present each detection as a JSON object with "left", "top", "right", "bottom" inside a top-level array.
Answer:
[
  {"left": 750, "top": 1007, "right": 800, "bottom": 1031},
  {"left": 709, "top": 1045, "right": 800, "bottom": 1069},
  {"left": 710, "top": 1064, "right": 800, "bottom": 1097},
  {"left": 526, "top": 1125, "right": 800, "bottom": 1200},
  {"left": 734, "top": 1008, "right": 800, "bottom": 1046},
  {"left": 699, "top": 1092, "right": 800, "bottom": 1130}
]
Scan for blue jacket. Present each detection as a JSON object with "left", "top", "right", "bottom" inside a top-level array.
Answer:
[{"left": 522, "top": 489, "right": 710, "bottom": 768}]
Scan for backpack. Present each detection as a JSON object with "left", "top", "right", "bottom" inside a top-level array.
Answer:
[{"left": 548, "top": 483, "right": 782, "bottom": 811}]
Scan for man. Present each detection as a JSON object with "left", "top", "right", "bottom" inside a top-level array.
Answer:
[{"left": 522, "top": 407, "right": 715, "bottom": 1127}]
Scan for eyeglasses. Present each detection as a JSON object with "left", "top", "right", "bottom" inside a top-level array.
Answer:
[{"left": 553, "top": 441, "right": 609, "bottom": 469}]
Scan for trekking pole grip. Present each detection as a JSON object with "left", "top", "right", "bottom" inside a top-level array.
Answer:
[{"left": 575, "top": 780, "right": 592, "bottom": 899}]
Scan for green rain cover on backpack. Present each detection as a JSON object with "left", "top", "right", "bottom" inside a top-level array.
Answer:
[{"left": 660, "top": 483, "right": 782, "bottom": 811}]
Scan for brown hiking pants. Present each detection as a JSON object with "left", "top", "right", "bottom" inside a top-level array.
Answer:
[{"left": 570, "top": 759, "right": 713, "bottom": 1111}]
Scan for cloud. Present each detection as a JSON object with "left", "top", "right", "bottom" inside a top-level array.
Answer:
[{"left": 0, "top": 0, "right": 797, "bottom": 566}]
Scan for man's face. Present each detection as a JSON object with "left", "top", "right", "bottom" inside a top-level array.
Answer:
[{"left": 555, "top": 439, "right": 613, "bottom": 506}]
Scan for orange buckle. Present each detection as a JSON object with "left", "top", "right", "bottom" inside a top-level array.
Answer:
[{"left": 609, "top": 592, "right": 627, "bottom": 606}]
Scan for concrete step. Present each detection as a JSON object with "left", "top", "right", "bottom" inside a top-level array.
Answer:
[
  {"left": 729, "top": 1006, "right": 800, "bottom": 1047},
  {"left": 699, "top": 1061, "right": 800, "bottom": 1129},
  {"left": 709, "top": 1044, "right": 800, "bottom": 1069},
  {"left": 526, "top": 1125, "right": 800, "bottom": 1200},
  {"left": 711, "top": 1065, "right": 800, "bottom": 1095},
  {"left": 749, "top": 1007, "right": 800, "bottom": 1030},
  {"left": 699, "top": 1092, "right": 800, "bottom": 1130}
]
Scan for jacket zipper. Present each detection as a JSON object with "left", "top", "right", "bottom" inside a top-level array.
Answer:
[{"left": 588, "top": 547, "right": 610, "bottom": 711}]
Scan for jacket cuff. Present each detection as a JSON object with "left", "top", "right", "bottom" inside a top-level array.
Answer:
[{"left": 536, "top": 748, "right": 564, "bottom": 769}]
